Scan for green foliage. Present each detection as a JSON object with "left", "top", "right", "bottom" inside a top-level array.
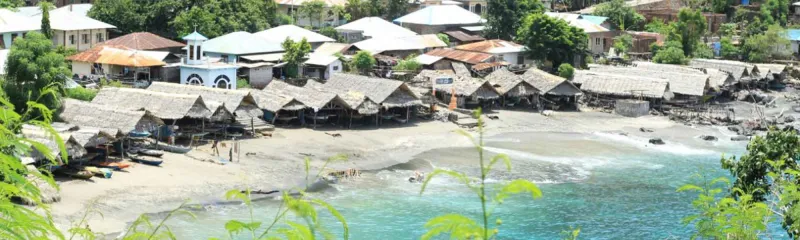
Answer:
[
  {"left": 237, "top": 79, "right": 251, "bottom": 89},
  {"left": 368, "top": 0, "right": 384, "bottom": 17},
  {"left": 351, "top": 51, "right": 376, "bottom": 75},
  {"left": 319, "top": 27, "right": 340, "bottom": 41},
  {"left": 436, "top": 33, "right": 450, "bottom": 46},
  {"left": 393, "top": 55, "right": 422, "bottom": 72},
  {"left": 67, "top": 201, "right": 104, "bottom": 240},
  {"left": 120, "top": 201, "right": 196, "bottom": 240},
  {"left": 761, "top": 0, "right": 790, "bottom": 26},
  {"left": 653, "top": 41, "right": 687, "bottom": 64},
  {"left": 693, "top": 42, "right": 714, "bottom": 59},
  {"left": 3, "top": 31, "right": 70, "bottom": 114},
  {"left": 517, "top": 13, "right": 588, "bottom": 68},
  {"left": 275, "top": 13, "right": 295, "bottom": 25},
  {"left": 673, "top": 8, "right": 707, "bottom": 57},
  {"left": 711, "top": 0, "right": 734, "bottom": 14},
  {"left": 720, "top": 37, "right": 739, "bottom": 59},
  {"left": 557, "top": 63, "right": 575, "bottom": 79},
  {"left": 0, "top": 0, "right": 23, "bottom": 8},
  {"left": 98, "top": 78, "right": 124, "bottom": 88},
  {"left": 39, "top": 1, "right": 54, "bottom": 40},
  {"left": 64, "top": 87, "right": 98, "bottom": 101},
  {"left": 299, "top": 0, "right": 326, "bottom": 28},
  {"left": 281, "top": 38, "right": 312, "bottom": 78},
  {"left": 54, "top": 46, "right": 78, "bottom": 65},
  {"left": 420, "top": 109, "right": 542, "bottom": 240},
  {"left": 722, "top": 128, "right": 800, "bottom": 201},
  {"left": 593, "top": 0, "right": 645, "bottom": 30},
  {"left": 344, "top": 0, "right": 372, "bottom": 21},
  {"left": 612, "top": 34, "right": 633, "bottom": 55},
  {"left": 485, "top": 0, "right": 545, "bottom": 40},
  {"left": 718, "top": 23, "right": 737, "bottom": 38},
  {"left": 679, "top": 175, "right": 773, "bottom": 239},
  {"left": 742, "top": 24, "right": 792, "bottom": 62},
  {"left": 385, "top": 0, "right": 408, "bottom": 20},
  {"left": 644, "top": 18, "right": 670, "bottom": 34}
]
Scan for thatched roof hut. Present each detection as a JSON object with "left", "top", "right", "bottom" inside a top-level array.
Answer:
[
  {"left": 146, "top": 82, "right": 262, "bottom": 118},
  {"left": 434, "top": 77, "right": 500, "bottom": 99},
  {"left": 248, "top": 89, "right": 307, "bottom": 113},
  {"left": 574, "top": 71, "right": 672, "bottom": 99},
  {"left": 585, "top": 67, "right": 708, "bottom": 97},
  {"left": 325, "top": 73, "right": 423, "bottom": 109},
  {"left": 92, "top": 88, "right": 212, "bottom": 120},
  {"left": 60, "top": 99, "right": 164, "bottom": 136},
  {"left": 484, "top": 68, "right": 538, "bottom": 97},
  {"left": 304, "top": 80, "right": 380, "bottom": 115},
  {"left": 452, "top": 62, "right": 472, "bottom": 78},
  {"left": 50, "top": 122, "right": 114, "bottom": 147},
  {"left": 522, "top": 68, "right": 582, "bottom": 96},
  {"left": 704, "top": 68, "right": 736, "bottom": 90},
  {"left": 21, "top": 124, "right": 86, "bottom": 162},
  {"left": 630, "top": 62, "right": 706, "bottom": 75},
  {"left": 755, "top": 63, "right": 788, "bottom": 80},
  {"left": 689, "top": 59, "right": 755, "bottom": 80},
  {"left": 262, "top": 80, "right": 346, "bottom": 112}
]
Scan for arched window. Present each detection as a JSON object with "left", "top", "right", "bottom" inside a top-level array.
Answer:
[
  {"left": 215, "top": 75, "right": 231, "bottom": 89},
  {"left": 186, "top": 74, "right": 203, "bottom": 86},
  {"left": 474, "top": 4, "right": 482, "bottom": 14}
]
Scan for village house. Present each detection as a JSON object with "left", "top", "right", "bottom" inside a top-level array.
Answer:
[
  {"left": 348, "top": 34, "right": 447, "bottom": 58},
  {"left": 254, "top": 24, "right": 335, "bottom": 50},
  {"left": 441, "top": 30, "right": 484, "bottom": 46},
  {"left": 201, "top": 31, "right": 284, "bottom": 86},
  {"left": 179, "top": 32, "right": 239, "bottom": 90},
  {"left": 335, "top": 17, "right": 418, "bottom": 43},
  {"left": 787, "top": 29, "right": 800, "bottom": 56},
  {"left": 394, "top": 5, "right": 485, "bottom": 35},
  {"left": 273, "top": 0, "right": 346, "bottom": 28},
  {"left": 101, "top": 32, "right": 186, "bottom": 53},
  {"left": 35, "top": 10, "right": 115, "bottom": 51},
  {"left": 455, "top": 39, "right": 533, "bottom": 67},
  {"left": 545, "top": 12, "right": 613, "bottom": 56},
  {"left": 421, "top": 48, "right": 498, "bottom": 70},
  {"left": 303, "top": 54, "right": 343, "bottom": 80},
  {"left": 0, "top": 9, "right": 38, "bottom": 49},
  {"left": 67, "top": 45, "right": 176, "bottom": 85}
]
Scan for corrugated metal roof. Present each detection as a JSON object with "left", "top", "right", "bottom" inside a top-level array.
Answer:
[
  {"left": 255, "top": 25, "right": 335, "bottom": 43},
  {"left": 314, "top": 42, "right": 350, "bottom": 56},
  {"left": 101, "top": 32, "right": 185, "bottom": 50},
  {"left": 36, "top": 10, "right": 115, "bottom": 31},
  {"left": 545, "top": 12, "right": 609, "bottom": 33},
  {"left": 472, "top": 62, "right": 509, "bottom": 71},
  {"left": 240, "top": 53, "right": 285, "bottom": 62},
  {"left": 67, "top": 45, "right": 166, "bottom": 67},
  {"left": 182, "top": 31, "right": 208, "bottom": 41},
  {"left": 353, "top": 34, "right": 446, "bottom": 54},
  {"left": 456, "top": 39, "right": 525, "bottom": 54},
  {"left": 203, "top": 32, "right": 284, "bottom": 55},
  {"left": 336, "top": 17, "right": 418, "bottom": 38},
  {"left": 394, "top": 5, "right": 485, "bottom": 26},
  {"left": 443, "top": 31, "right": 485, "bottom": 42},
  {"left": 0, "top": 9, "right": 39, "bottom": 33},
  {"left": 425, "top": 48, "right": 493, "bottom": 64},
  {"left": 304, "top": 54, "right": 339, "bottom": 66},
  {"left": 415, "top": 54, "right": 444, "bottom": 65},
  {"left": 273, "top": 0, "right": 347, "bottom": 6}
]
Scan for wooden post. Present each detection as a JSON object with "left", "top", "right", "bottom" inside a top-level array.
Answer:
[
  {"left": 349, "top": 110, "right": 353, "bottom": 129},
  {"left": 251, "top": 117, "right": 255, "bottom": 136},
  {"left": 272, "top": 112, "right": 279, "bottom": 125},
  {"left": 120, "top": 137, "right": 125, "bottom": 159},
  {"left": 406, "top": 107, "right": 410, "bottom": 123},
  {"left": 313, "top": 111, "right": 318, "bottom": 129}
]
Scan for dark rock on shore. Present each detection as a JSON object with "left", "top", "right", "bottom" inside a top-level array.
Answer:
[
  {"left": 731, "top": 136, "right": 751, "bottom": 141},
  {"left": 700, "top": 135, "right": 718, "bottom": 141},
  {"left": 649, "top": 138, "right": 665, "bottom": 145}
]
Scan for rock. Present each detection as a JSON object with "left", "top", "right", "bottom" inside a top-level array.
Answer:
[
  {"left": 542, "top": 110, "right": 554, "bottom": 116},
  {"left": 793, "top": 106, "right": 800, "bottom": 113},
  {"left": 731, "top": 135, "right": 751, "bottom": 141},
  {"left": 649, "top": 138, "right": 665, "bottom": 145},
  {"left": 639, "top": 127, "right": 654, "bottom": 133},
  {"left": 786, "top": 115, "right": 796, "bottom": 123},
  {"left": 700, "top": 135, "right": 718, "bottom": 141},
  {"left": 728, "top": 125, "right": 743, "bottom": 134}
]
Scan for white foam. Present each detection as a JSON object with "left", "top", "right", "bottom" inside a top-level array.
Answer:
[{"left": 591, "top": 132, "right": 718, "bottom": 156}]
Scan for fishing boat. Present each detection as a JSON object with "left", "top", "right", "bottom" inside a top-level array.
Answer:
[
  {"left": 83, "top": 166, "right": 112, "bottom": 179},
  {"left": 129, "top": 130, "right": 151, "bottom": 138},
  {"left": 129, "top": 154, "right": 163, "bottom": 166},
  {"left": 137, "top": 149, "right": 164, "bottom": 157},
  {"left": 155, "top": 143, "right": 191, "bottom": 154},
  {"left": 56, "top": 168, "right": 93, "bottom": 180},
  {"left": 93, "top": 161, "right": 131, "bottom": 170}
]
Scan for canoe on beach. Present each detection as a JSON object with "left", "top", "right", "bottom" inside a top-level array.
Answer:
[
  {"left": 92, "top": 161, "right": 131, "bottom": 170},
  {"left": 154, "top": 143, "right": 191, "bottom": 154},
  {"left": 56, "top": 168, "right": 93, "bottom": 180},
  {"left": 83, "top": 166, "right": 112, "bottom": 179},
  {"left": 129, "top": 154, "right": 164, "bottom": 166},
  {"left": 137, "top": 149, "right": 164, "bottom": 157}
]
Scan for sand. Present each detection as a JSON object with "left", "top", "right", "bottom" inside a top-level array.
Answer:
[{"left": 49, "top": 109, "right": 736, "bottom": 235}]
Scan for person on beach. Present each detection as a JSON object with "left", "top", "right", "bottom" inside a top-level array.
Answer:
[{"left": 211, "top": 139, "right": 220, "bottom": 156}]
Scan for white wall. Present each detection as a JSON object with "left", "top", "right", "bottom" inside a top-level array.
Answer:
[
  {"left": 1, "top": 32, "right": 25, "bottom": 49},
  {"left": 792, "top": 41, "right": 799, "bottom": 55},
  {"left": 72, "top": 62, "right": 92, "bottom": 76},
  {"left": 495, "top": 52, "right": 533, "bottom": 65},
  {"left": 327, "top": 59, "right": 342, "bottom": 79},
  {"left": 278, "top": 5, "right": 343, "bottom": 28},
  {"left": 57, "top": 29, "right": 108, "bottom": 51},
  {"left": 589, "top": 33, "right": 605, "bottom": 55},
  {"left": 249, "top": 66, "right": 274, "bottom": 89}
]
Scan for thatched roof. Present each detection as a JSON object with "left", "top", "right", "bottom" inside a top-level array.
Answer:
[
  {"left": 452, "top": 62, "right": 472, "bottom": 78},
  {"left": 434, "top": 77, "right": 500, "bottom": 99},
  {"left": 325, "top": 73, "right": 423, "bottom": 108},
  {"left": 585, "top": 67, "right": 708, "bottom": 96},
  {"left": 522, "top": 68, "right": 582, "bottom": 96},
  {"left": 703, "top": 68, "right": 736, "bottom": 89},
  {"left": 689, "top": 59, "right": 753, "bottom": 80},
  {"left": 755, "top": 63, "right": 787, "bottom": 76},
  {"left": 630, "top": 62, "right": 706, "bottom": 75},
  {"left": 60, "top": 99, "right": 164, "bottom": 136},
  {"left": 485, "top": 68, "right": 537, "bottom": 97},
  {"left": 304, "top": 80, "right": 380, "bottom": 114},
  {"left": 92, "top": 88, "right": 212, "bottom": 120},
  {"left": 574, "top": 71, "right": 671, "bottom": 99},
  {"left": 263, "top": 81, "right": 342, "bottom": 111},
  {"left": 21, "top": 124, "right": 86, "bottom": 161},
  {"left": 146, "top": 82, "right": 262, "bottom": 118},
  {"left": 248, "top": 89, "right": 307, "bottom": 113}
]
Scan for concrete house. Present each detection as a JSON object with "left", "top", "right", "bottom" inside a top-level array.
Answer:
[
  {"left": 335, "top": 17, "right": 418, "bottom": 43},
  {"left": 393, "top": 5, "right": 485, "bottom": 35},
  {"left": 179, "top": 32, "right": 239, "bottom": 90},
  {"left": 38, "top": 10, "right": 116, "bottom": 51},
  {"left": 0, "top": 9, "right": 39, "bottom": 49},
  {"left": 455, "top": 39, "right": 533, "bottom": 66},
  {"left": 348, "top": 34, "right": 447, "bottom": 58},
  {"left": 273, "top": 0, "right": 346, "bottom": 28},
  {"left": 255, "top": 24, "right": 335, "bottom": 50},
  {"left": 202, "top": 32, "right": 284, "bottom": 87},
  {"left": 545, "top": 12, "right": 612, "bottom": 56}
]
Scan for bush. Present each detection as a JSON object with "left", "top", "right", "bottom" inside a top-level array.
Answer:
[
  {"left": 64, "top": 87, "right": 98, "bottom": 101},
  {"left": 319, "top": 26, "right": 339, "bottom": 40},
  {"left": 393, "top": 54, "right": 422, "bottom": 72},
  {"left": 350, "top": 51, "right": 375, "bottom": 74},
  {"left": 236, "top": 78, "right": 250, "bottom": 89},
  {"left": 436, "top": 33, "right": 450, "bottom": 46},
  {"left": 720, "top": 37, "right": 740, "bottom": 59},
  {"left": 653, "top": 46, "right": 687, "bottom": 64},
  {"left": 99, "top": 78, "right": 124, "bottom": 88},
  {"left": 558, "top": 63, "right": 575, "bottom": 79},
  {"left": 692, "top": 42, "right": 714, "bottom": 59},
  {"left": 597, "top": 57, "right": 609, "bottom": 65}
]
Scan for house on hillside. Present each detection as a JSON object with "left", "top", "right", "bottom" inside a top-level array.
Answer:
[
  {"left": 394, "top": 5, "right": 485, "bottom": 35},
  {"left": 41, "top": 10, "right": 115, "bottom": 51},
  {"left": 787, "top": 29, "right": 800, "bottom": 56},
  {"left": 303, "top": 54, "right": 342, "bottom": 80},
  {"left": 100, "top": 32, "right": 185, "bottom": 53},
  {"left": 455, "top": 39, "right": 533, "bottom": 66},
  {"left": 67, "top": 45, "right": 173, "bottom": 84},
  {"left": 335, "top": 17, "right": 418, "bottom": 43},
  {"left": 545, "top": 12, "right": 613, "bottom": 56},
  {"left": 254, "top": 25, "right": 335, "bottom": 50},
  {"left": 0, "top": 9, "right": 38, "bottom": 49},
  {"left": 348, "top": 34, "right": 447, "bottom": 58},
  {"left": 273, "top": 0, "right": 346, "bottom": 27},
  {"left": 441, "top": 30, "right": 484, "bottom": 46},
  {"left": 201, "top": 32, "right": 285, "bottom": 84}
]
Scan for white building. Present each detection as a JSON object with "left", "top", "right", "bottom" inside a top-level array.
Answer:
[
  {"left": 545, "top": 12, "right": 613, "bottom": 56},
  {"left": 393, "top": 5, "right": 485, "bottom": 35},
  {"left": 35, "top": 10, "right": 116, "bottom": 51},
  {"left": 335, "top": 17, "right": 418, "bottom": 42},
  {"left": 274, "top": 0, "right": 346, "bottom": 28},
  {"left": 0, "top": 9, "right": 39, "bottom": 49},
  {"left": 179, "top": 32, "right": 239, "bottom": 90},
  {"left": 254, "top": 24, "right": 335, "bottom": 50}
]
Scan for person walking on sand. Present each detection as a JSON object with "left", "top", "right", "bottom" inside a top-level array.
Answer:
[{"left": 211, "top": 139, "right": 220, "bottom": 156}]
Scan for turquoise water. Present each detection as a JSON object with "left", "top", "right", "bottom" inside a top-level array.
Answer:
[{"left": 164, "top": 132, "right": 773, "bottom": 239}]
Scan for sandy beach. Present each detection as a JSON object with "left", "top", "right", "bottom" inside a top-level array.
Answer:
[{"left": 49, "top": 107, "right": 756, "bottom": 235}]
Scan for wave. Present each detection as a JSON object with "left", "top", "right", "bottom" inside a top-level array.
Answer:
[{"left": 590, "top": 132, "right": 718, "bottom": 156}]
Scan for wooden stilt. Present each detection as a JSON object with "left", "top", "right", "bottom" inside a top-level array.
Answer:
[
  {"left": 406, "top": 107, "right": 410, "bottom": 123},
  {"left": 120, "top": 137, "right": 125, "bottom": 159},
  {"left": 272, "top": 112, "right": 279, "bottom": 125},
  {"left": 313, "top": 111, "right": 317, "bottom": 129},
  {"left": 349, "top": 110, "right": 353, "bottom": 129}
]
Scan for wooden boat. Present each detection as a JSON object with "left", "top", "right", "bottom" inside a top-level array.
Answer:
[
  {"left": 129, "top": 130, "right": 151, "bottom": 138},
  {"left": 83, "top": 166, "right": 112, "bottom": 179},
  {"left": 56, "top": 168, "right": 93, "bottom": 180},
  {"left": 394, "top": 118, "right": 408, "bottom": 124},
  {"left": 93, "top": 161, "right": 131, "bottom": 170},
  {"left": 137, "top": 149, "right": 164, "bottom": 157},
  {"left": 155, "top": 143, "right": 191, "bottom": 154},
  {"left": 380, "top": 114, "right": 394, "bottom": 120},
  {"left": 129, "top": 154, "right": 163, "bottom": 166}
]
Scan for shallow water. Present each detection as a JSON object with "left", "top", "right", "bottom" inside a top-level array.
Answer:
[{"left": 164, "top": 131, "right": 768, "bottom": 239}]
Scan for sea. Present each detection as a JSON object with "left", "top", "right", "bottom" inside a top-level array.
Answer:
[{"left": 161, "top": 131, "right": 788, "bottom": 239}]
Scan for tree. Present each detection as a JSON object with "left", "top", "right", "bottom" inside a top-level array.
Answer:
[
  {"left": 711, "top": 0, "right": 734, "bottom": 14},
  {"left": 281, "top": 38, "right": 312, "bottom": 78},
  {"left": 369, "top": 0, "right": 385, "bottom": 17},
  {"left": 719, "top": 37, "right": 739, "bottom": 59},
  {"left": 385, "top": 0, "right": 407, "bottom": 20},
  {"left": 39, "top": 1, "right": 54, "bottom": 40},
  {"left": 612, "top": 34, "right": 633, "bottom": 56},
  {"left": 88, "top": 0, "right": 145, "bottom": 35},
  {"left": 653, "top": 41, "right": 687, "bottom": 64},
  {"left": 718, "top": 23, "right": 736, "bottom": 38},
  {"left": 344, "top": 0, "right": 371, "bottom": 21},
  {"left": 436, "top": 33, "right": 450, "bottom": 46},
  {"left": 351, "top": 51, "right": 376, "bottom": 75},
  {"left": 3, "top": 32, "right": 70, "bottom": 114},
  {"left": 693, "top": 42, "right": 714, "bottom": 59},
  {"left": 319, "top": 27, "right": 341, "bottom": 41},
  {"left": 393, "top": 55, "right": 422, "bottom": 72},
  {"left": 516, "top": 13, "right": 588, "bottom": 68},
  {"left": 0, "top": 0, "right": 23, "bottom": 8},
  {"left": 673, "top": 8, "right": 707, "bottom": 57},
  {"left": 593, "top": 0, "right": 645, "bottom": 30},
  {"left": 485, "top": 0, "right": 545, "bottom": 40},
  {"left": 299, "top": 0, "right": 326, "bottom": 28},
  {"left": 558, "top": 63, "right": 574, "bottom": 79},
  {"left": 742, "top": 24, "right": 792, "bottom": 62},
  {"left": 644, "top": 18, "right": 670, "bottom": 34},
  {"left": 761, "top": 0, "right": 790, "bottom": 26}
]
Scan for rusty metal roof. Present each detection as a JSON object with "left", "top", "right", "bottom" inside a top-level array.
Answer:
[
  {"left": 67, "top": 45, "right": 166, "bottom": 67},
  {"left": 472, "top": 62, "right": 509, "bottom": 71},
  {"left": 273, "top": 0, "right": 346, "bottom": 6},
  {"left": 425, "top": 48, "right": 493, "bottom": 65},
  {"left": 443, "top": 31, "right": 485, "bottom": 42},
  {"left": 455, "top": 39, "right": 525, "bottom": 54},
  {"left": 101, "top": 32, "right": 185, "bottom": 50}
]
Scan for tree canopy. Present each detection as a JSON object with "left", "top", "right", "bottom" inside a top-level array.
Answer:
[
  {"left": 39, "top": 1, "right": 54, "bottom": 40},
  {"left": 593, "top": 0, "right": 645, "bottom": 30},
  {"left": 281, "top": 38, "right": 312, "bottom": 78},
  {"left": 351, "top": 51, "right": 376, "bottom": 75},
  {"left": 344, "top": 0, "right": 372, "bottom": 21},
  {"left": 485, "top": 0, "right": 545, "bottom": 40},
  {"left": 3, "top": 31, "right": 70, "bottom": 114},
  {"left": 761, "top": 0, "right": 789, "bottom": 26},
  {"left": 673, "top": 8, "right": 707, "bottom": 57},
  {"left": 299, "top": 0, "right": 326, "bottom": 28},
  {"left": 742, "top": 24, "right": 792, "bottom": 62},
  {"left": 0, "top": 0, "right": 23, "bottom": 9},
  {"left": 516, "top": 13, "right": 588, "bottom": 67},
  {"left": 385, "top": 0, "right": 408, "bottom": 21}
]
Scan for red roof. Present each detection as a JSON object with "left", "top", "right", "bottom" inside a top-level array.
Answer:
[
  {"left": 425, "top": 48, "right": 494, "bottom": 65},
  {"left": 100, "top": 32, "right": 185, "bottom": 50}
]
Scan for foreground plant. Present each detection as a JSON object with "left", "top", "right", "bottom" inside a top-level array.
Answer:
[{"left": 420, "top": 109, "right": 542, "bottom": 239}]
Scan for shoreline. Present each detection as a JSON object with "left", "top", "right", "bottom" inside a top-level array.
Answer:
[{"left": 49, "top": 109, "right": 747, "bottom": 236}]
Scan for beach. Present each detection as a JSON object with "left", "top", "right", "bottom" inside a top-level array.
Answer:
[{"left": 49, "top": 108, "right": 751, "bottom": 236}]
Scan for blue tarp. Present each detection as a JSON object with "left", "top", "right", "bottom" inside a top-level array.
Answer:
[{"left": 787, "top": 29, "right": 800, "bottom": 41}]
